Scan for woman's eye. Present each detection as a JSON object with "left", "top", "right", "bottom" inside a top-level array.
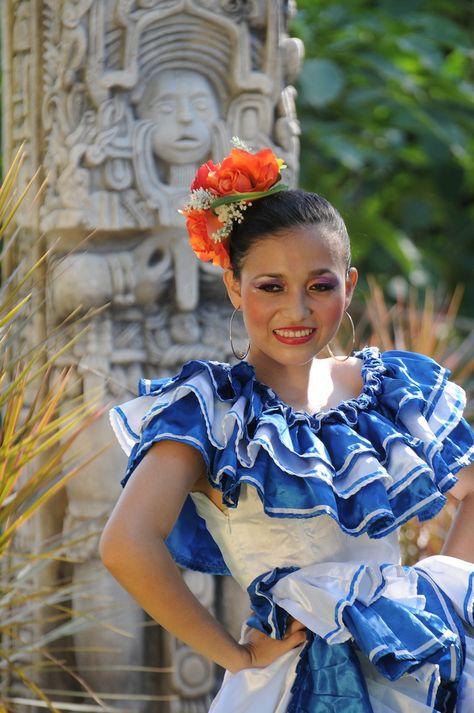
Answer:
[
  {"left": 257, "top": 283, "right": 283, "bottom": 293},
  {"left": 310, "top": 283, "right": 335, "bottom": 292}
]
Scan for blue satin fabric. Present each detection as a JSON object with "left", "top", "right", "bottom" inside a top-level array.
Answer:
[
  {"left": 116, "top": 349, "right": 474, "bottom": 577},
  {"left": 287, "top": 634, "right": 374, "bottom": 713},
  {"left": 247, "top": 565, "right": 465, "bottom": 713},
  {"left": 248, "top": 567, "right": 373, "bottom": 713},
  {"left": 343, "top": 597, "right": 459, "bottom": 680},
  {"left": 414, "top": 568, "right": 466, "bottom": 712},
  {"left": 165, "top": 497, "right": 230, "bottom": 575}
]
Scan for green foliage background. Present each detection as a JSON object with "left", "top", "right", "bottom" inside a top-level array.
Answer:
[{"left": 292, "top": 0, "right": 474, "bottom": 315}]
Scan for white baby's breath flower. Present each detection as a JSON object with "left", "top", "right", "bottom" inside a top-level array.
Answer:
[
  {"left": 211, "top": 200, "right": 251, "bottom": 241},
  {"left": 231, "top": 136, "right": 253, "bottom": 152},
  {"left": 187, "top": 188, "right": 215, "bottom": 211},
  {"left": 211, "top": 226, "right": 230, "bottom": 242}
]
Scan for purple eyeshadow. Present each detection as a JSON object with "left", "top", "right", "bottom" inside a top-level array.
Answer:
[{"left": 314, "top": 278, "right": 338, "bottom": 286}]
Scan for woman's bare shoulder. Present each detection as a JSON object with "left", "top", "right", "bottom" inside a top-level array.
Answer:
[
  {"left": 327, "top": 355, "right": 364, "bottom": 402},
  {"left": 309, "top": 355, "right": 363, "bottom": 412}
]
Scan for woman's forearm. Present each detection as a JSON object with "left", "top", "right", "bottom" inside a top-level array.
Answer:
[
  {"left": 100, "top": 528, "right": 246, "bottom": 672},
  {"left": 441, "top": 492, "right": 474, "bottom": 563},
  {"left": 99, "top": 443, "right": 306, "bottom": 671}
]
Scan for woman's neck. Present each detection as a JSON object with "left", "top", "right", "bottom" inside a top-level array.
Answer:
[
  {"left": 249, "top": 352, "right": 327, "bottom": 414},
  {"left": 248, "top": 351, "right": 363, "bottom": 415}
]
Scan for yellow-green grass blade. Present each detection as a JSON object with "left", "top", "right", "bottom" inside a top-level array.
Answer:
[
  {"left": 2, "top": 661, "right": 60, "bottom": 713},
  {"left": 0, "top": 446, "right": 108, "bottom": 549},
  {"left": 0, "top": 294, "right": 32, "bottom": 329},
  {"left": 0, "top": 170, "right": 41, "bottom": 240},
  {"left": 0, "top": 146, "right": 25, "bottom": 215}
]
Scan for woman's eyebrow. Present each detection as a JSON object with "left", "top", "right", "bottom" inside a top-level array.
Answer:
[{"left": 253, "top": 269, "right": 336, "bottom": 279}]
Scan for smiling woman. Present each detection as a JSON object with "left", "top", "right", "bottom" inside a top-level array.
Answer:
[
  {"left": 223, "top": 221, "right": 358, "bottom": 401},
  {"left": 101, "top": 143, "right": 474, "bottom": 712}
]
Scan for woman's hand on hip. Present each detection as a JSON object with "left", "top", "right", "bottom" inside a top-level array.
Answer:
[{"left": 237, "top": 618, "right": 307, "bottom": 671}]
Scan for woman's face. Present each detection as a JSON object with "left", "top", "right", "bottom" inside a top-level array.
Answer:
[{"left": 224, "top": 225, "right": 358, "bottom": 369}]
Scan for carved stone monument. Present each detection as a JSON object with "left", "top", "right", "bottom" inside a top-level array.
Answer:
[{"left": 2, "top": 1, "right": 301, "bottom": 709}]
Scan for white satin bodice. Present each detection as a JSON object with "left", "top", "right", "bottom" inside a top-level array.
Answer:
[{"left": 190, "top": 485, "right": 401, "bottom": 590}]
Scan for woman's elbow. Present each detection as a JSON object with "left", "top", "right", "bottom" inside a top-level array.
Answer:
[
  {"left": 99, "top": 514, "right": 164, "bottom": 575},
  {"left": 99, "top": 516, "right": 142, "bottom": 574},
  {"left": 99, "top": 519, "right": 123, "bottom": 572}
]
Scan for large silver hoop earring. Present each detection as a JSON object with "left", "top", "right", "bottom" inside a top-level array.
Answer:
[
  {"left": 326, "top": 311, "right": 356, "bottom": 362},
  {"left": 229, "top": 308, "right": 250, "bottom": 361}
]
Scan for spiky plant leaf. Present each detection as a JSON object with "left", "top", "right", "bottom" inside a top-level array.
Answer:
[{"left": 0, "top": 148, "right": 110, "bottom": 710}]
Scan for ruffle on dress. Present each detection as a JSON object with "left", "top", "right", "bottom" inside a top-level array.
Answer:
[
  {"left": 246, "top": 555, "right": 469, "bottom": 712},
  {"left": 110, "top": 348, "right": 474, "bottom": 575},
  {"left": 205, "top": 556, "right": 474, "bottom": 713}
]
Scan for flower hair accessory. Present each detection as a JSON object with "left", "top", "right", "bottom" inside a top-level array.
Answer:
[{"left": 180, "top": 138, "right": 287, "bottom": 270}]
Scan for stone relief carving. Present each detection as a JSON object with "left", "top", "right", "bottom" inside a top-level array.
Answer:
[
  {"left": 170, "top": 570, "right": 216, "bottom": 711},
  {"left": 41, "top": 0, "right": 302, "bottom": 232},
  {"left": 3, "top": 0, "right": 301, "bottom": 708},
  {"left": 133, "top": 69, "right": 223, "bottom": 195}
]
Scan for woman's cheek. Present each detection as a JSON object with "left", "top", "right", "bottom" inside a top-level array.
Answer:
[
  {"left": 242, "top": 293, "right": 272, "bottom": 334},
  {"left": 325, "top": 298, "right": 347, "bottom": 335}
]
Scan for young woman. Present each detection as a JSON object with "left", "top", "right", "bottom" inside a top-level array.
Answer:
[{"left": 101, "top": 144, "right": 474, "bottom": 712}]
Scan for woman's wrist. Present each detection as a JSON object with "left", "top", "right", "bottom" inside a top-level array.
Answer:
[{"left": 223, "top": 642, "right": 252, "bottom": 674}]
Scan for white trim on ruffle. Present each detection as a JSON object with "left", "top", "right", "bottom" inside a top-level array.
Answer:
[
  {"left": 269, "top": 561, "right": 424, "bottom": 645},
  {"left": 416, "top": 556, "right": 474, "bottom": 628},
  {"left": 110, "top": 350, "right": 473, "bottom": 536}
]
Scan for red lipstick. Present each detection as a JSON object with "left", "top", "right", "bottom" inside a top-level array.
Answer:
[{"left": 273, "top": 327, "right": 316, "bottom": 345}]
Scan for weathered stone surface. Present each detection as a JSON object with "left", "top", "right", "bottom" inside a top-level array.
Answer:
[{"left": 2, "top": 1, "right": 301, "bottom": 708}]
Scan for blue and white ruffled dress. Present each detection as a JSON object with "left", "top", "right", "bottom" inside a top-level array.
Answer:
[{"left": 110, "top": 348, "right": 474, "bottom": 713}]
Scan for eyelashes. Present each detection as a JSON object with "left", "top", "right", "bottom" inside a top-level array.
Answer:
[
  {"left": 255, "top": 282, "right": 337, "bottom": 293},
  {"left": 311, "top": 282, "right": 337, "bottom": 292},
  {"left": 256, "top": 283, "right": 283, "bottom": 292}
]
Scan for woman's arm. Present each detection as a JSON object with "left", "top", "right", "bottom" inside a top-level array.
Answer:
[
  {"left": 441, "top": 462, "right": 474, "bottom": 563},
  {"left": 99, "top": 440, "right": 306, "bottom": 672}
]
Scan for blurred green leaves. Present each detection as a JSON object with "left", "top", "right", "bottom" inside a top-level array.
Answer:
[
  {"left": 299, "top": 59, "right": 345, "bottom": 108},
  {"left": 292, "top": 0, "right": 474, "bottom": 313}
]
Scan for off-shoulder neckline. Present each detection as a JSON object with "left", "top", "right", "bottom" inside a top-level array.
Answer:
[
  {"left": 234, "top": 346, "right": 386, "bottom": 423},
  {"left": 114, "top": 345, "right": 469, "bottom": 553}
]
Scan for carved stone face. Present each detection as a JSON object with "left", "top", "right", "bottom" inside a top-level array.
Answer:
[{"left": 138, "top": 69, "right": 220, "bottom": 165}]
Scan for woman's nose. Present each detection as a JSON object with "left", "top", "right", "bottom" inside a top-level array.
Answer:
[{"left": 285, "top": 290, "right": 312, "bottom": 321}]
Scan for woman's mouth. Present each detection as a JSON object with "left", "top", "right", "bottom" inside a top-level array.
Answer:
[{"left": 273, "top": 327, "right": 316, "bottom": 345}]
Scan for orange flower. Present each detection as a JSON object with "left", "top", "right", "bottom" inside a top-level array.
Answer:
[
  {"left": 191, "top": 160, "right": 219, "bottom": 191},
  {"left": 185, "top": 210, "right": 231, "bottom": 270},
  {"left": 206, "top": 148, "right": 282, "bottom": 196},
  {"left": 181, "top": 143, "right": 286, "bottom": 269}
]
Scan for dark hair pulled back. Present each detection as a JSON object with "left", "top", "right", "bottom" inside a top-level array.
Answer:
[{"left": 229, "top": 189, "right": 351, "bottom": 278}]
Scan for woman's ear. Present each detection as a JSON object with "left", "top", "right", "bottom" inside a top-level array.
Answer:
[
  {"left": 223, "top": 270, "right": 242, "bottom": 309},
  {"left": 344, "top": 267, "right": 358, "bottom": 310}
]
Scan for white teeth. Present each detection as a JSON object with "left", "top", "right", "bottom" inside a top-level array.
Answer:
[{"left": 274, "top": 328, "right": 314, "bottom": 338}]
